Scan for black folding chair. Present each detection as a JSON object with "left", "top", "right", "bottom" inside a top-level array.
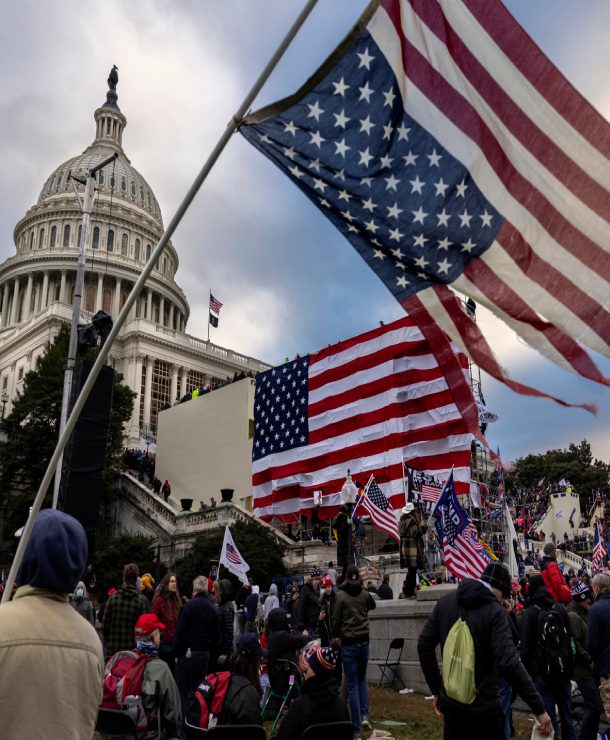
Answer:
[
  {"left": 378, "top": 637, "right": 406, "bottom": 689},
  {"left": 96, "top": 708, "right": 138, "bottom": 739},
  {"left": 184, "top": 722, "right": 266, "bottom": 739},
  {"left": 300, "top": 720, "right": 353, "bottom": 740}
]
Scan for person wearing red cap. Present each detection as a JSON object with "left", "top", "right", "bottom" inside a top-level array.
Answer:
[
  {"left": 125, "top": 612, "right": 182, "bottom": 740},
  {"left": 318, "top": 576, "right": 336, "bottom": 647}
]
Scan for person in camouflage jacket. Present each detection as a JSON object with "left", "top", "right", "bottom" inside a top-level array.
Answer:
[{"left": 102, "top": 563, "right": 149, "bottom": 659}]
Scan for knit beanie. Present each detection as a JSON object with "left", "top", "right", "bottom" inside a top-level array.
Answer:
[
  {"left": 307, "top": 645, "right": 339, "bottom": 676},
  {"left": 480, "top": 562, "right": 511, "bottom": 598}
]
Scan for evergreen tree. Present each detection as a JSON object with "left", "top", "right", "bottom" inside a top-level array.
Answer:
[{"left": 0, "top": 323, "right": 135, "bottom": 543}]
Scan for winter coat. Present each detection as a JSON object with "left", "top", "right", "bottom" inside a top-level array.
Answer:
[
  {"left": 399, "top": 514, "right": 422, "bottom": 569},
  {"left": 0, "top": 586, "right": 104, "bottom": 740},
  {"left": 267, "top": 608, "right": 309, "bottom": 693},
  {"left": 331, "top": 581, "right": 376, "bottom": 644},
  {"left": 217, "top": 579, "right": 235, "bottom": 659},
  {"left": 296, "top": 581, "right": 320, "bottom": 631},
  {"left": 275, "top": 673, "right": 349, "bottom": 740},
  {"left": 540, "top": 557, "right": 571, "bottom": 603},
  {"left": 102, "top": 584, "right": 149, "bottom": 659},
  {"left": 377, "top": 582, "right": 394, "bottom": 600},
  {"left": 140, "top": 654, "right": 182, "bottom": 740},
  {"left": 588, "top": 591, "right": 610, "bottom": 677},
  {"left": 173, "top": 592, "right": 220, "bottom": 657},
  {"left": 333, "top": 511, "right": 349, "bottom": 566},
  {"left": 70, "top": 594, "right": 96, "bottom": 626},
  {"left": 567, "top": 602, "right": 595, "bottom": 681},
  {"left": 519, "top": 581, "right": 572, "bottom": 680},
  {"left": 245, "top": 591, "right": 259, "bottom": 622},
  {"left": 264, "top": 583, "right": 280, "bottom": 620},
  {"left": 150, "top": 594, "right": 181, "bottom": 646},
  {"left": 318, "top": 590, "right": 336, "bottom": 646},
  {"left": 418, "top": 579, "right": 545, "bottom": 718},
  {"left": 220, "top": 671, "right": 263, "bottom": 726}
]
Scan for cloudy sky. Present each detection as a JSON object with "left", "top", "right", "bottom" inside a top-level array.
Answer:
[{"left": 1, "top": 0, "right": 608, "bottom": 465}]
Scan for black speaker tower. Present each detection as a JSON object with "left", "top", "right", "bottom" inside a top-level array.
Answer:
[{"left": 58, "top": 360, "right": 114, "bottom": 553}]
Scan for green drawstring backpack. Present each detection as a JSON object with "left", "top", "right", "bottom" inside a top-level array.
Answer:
[{"left": 442, "top": 614, "right": 477, "bottom": 704}]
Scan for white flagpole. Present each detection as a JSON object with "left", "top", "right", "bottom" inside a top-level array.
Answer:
[{"left": 1, "top": 0, "right": 320, "bottom": 605}]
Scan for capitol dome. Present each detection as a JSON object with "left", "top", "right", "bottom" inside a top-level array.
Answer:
[{"left": 0, "top": 69, "right": 267, "bottom": 443}]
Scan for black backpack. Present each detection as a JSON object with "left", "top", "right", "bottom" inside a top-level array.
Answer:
[{"left": 536, "top": 605, "right": 574, "bottom": 685}]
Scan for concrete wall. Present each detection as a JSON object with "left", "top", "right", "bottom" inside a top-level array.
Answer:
[
  {"left": 155, "top": 378, "right": 254, "bottom": 508},
  {"left": 366, "top": 585, "right": 456, "bottom": 693}
]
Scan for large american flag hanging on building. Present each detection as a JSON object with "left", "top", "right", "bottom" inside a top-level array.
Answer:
[
  {"left": 241, "top": 0, "right": 610, "bottom": 412},
  {"left": 252, "top": 316, "right": 472, "bottom": 521},
  {"left": 433, "top": 471, "right": 489, "bottom": 580}
]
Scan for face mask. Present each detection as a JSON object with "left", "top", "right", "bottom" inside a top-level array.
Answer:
[{"left": 75, "top": 588, "right": 84, "bottom": 598}]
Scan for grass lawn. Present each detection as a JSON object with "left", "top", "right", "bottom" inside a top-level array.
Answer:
[{"left": 362, "top": 686, "right": 535, "bottom": 739}]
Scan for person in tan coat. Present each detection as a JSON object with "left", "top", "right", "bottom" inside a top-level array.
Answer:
[{"left": 0, "top": 509, "right": 104, "bottom": 739}]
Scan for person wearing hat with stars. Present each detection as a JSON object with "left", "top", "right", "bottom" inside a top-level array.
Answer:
[
  {"left": 275, "top": 644, "right": 349, "bottom": 740},
  {"left": 418, "top": 562, "right": 552, "bottom": 739},
  {"left": 568, "top": 580, "right": 602, "bottom": 740}
]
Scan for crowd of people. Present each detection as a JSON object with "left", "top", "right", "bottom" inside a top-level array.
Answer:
[
  {"left": 173, "top": 370, "right": 256, "bottom": 407},
  {"left": 418, "top": 542, "right": 610, "bottom": 740}
]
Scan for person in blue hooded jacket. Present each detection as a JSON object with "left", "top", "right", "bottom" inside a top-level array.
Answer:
[{"left": 0, "top": 509, "right": 104, "bottom": 740}]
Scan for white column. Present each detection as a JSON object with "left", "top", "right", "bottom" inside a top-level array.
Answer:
[
  {"left": 10, "top": 278, "right": 20, "bottom": 324},
  {"left": 130, "top": 353, "right": 144, "bottom": 436},
  {"left": 112, "top": 277, "right": 122, "bottom": 317},
  {"left": 180, "top": 366, "right": 188, "bottom": 398},
  {"left": 22, "top": 273, "right": 33, "bottom": 322},
  {"left": 168, "top": 303, "right": 175, "bottom": 331},
  {"left": 128, "top": 284, "right": 137, "bottom": 321},
  {"left": 159, "top": 296, "right": 165, "bottom": 327},
  {"left": 146, "top": 289, "right": 153, "bottom": 321},
  {"left": 59, "top": 270, "right": 67, "bottom": 303},
  {"left": 143, "top": 356, "right": 154, "bottom": 426},
  {"left": 0, "top": 282, "right": 9, "bottom": 327},
  {"left": 40, "top": 271, "right": 49, "bottom": 312},
  {"left": 170, "top": 364, "right": 178, "bottom": 404},
  {"left": 96, "top": 274, "right": 104, "bottom": 312}
]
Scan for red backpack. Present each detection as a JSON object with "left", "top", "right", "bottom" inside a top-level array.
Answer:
[
  {"left": 101, "top": 651, "right": 155, "bottom": 733},
  {"left": 187, "top": 672, "right": 232, "bottom": 730}
]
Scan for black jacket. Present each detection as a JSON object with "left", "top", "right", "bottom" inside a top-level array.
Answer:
[
  {"left": 173, "top": 592, "right": 220, "bottom": 657},
  {"left": 217, "top": 579, "right": 235, "bottom": 659},
  {"left": 333, "top": 512, "right": 349, "bottom": 565},
  {"left": 296, "top": 582, "right": 320, "bottom": 631},
  {"left": 318, "top": 590, "right": 336, "bottom": 646},
  {"left": 267, "top": 609, "right": 309, "bottom": 694},
  {"left": 588, "top": 591, "right": 610, "bottom": 677},
  {"left": 417, "top": 579, "right": 545, "bottom": 717},
  {"left": 221, "top": 672, "right": 263, "bottom": 726},
  {"left": 275, "top": 674, "right": 349, "bottom": 740},
  {"left": 377, "top": 582, "right": 394, "bottom": 600},
  {"left": 519, "top": 582, "right": 571, "bottom": 680}
]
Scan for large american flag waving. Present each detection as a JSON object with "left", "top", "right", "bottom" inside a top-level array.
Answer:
[{"left": 241, "top": 0, "right": 610, "bottom": 411}]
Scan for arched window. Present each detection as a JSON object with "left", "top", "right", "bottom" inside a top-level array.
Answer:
[
  {"left": 131, "top": 182, "right": 136, "bottom": 196},
  {"left": 56, "top": 173, "right": 62, "bottom": 187},
  {"left": 107, "top": 229, "right": 114, "bottom": 252},
  {"left": 86, "top": 285, "right": 96, "bottom": 312},
  {"left": 29, "top": 232, "right": 34, "bottom": 249},
  {"left": 77, "top": 224, "right": 82, "bottom": 247},
  {"left": 110, "top": 175, "right": 116, "bottom": 188},
  {"left": 98, "top": 172, "right": 105, "bottom": 185},
  {"left": 39, "top": 227, "right": 45, "bottom": 248},
  {"left": 50, "top": 226, "right": 57, "bottom": 248},
  {"left": 140, "top": 186, "right": 144, "bottom": 202},
  {"left": 121, "top": 177, "right": 127, "bottom": 192},
  {"left": 146, "top": 244, "right": 151, "bottom": 260},
  {"left": 102, "top": 288, "right": 112, "bottom": 314},
  {"left": 121, "top": 233, "right": 128, "bottom": 256},
  {"left": 63, "top": 224, "right": 70, "bottom": 247},
  {"left": 92, "top": 226, "right": 100, "bottom": 249},
  {"left": 134, "top": 238, "right": 141, "bottom": 261}
]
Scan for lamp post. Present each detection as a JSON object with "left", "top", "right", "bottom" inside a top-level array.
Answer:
[
  {"left": 0, "top": 390, "right": 8, "bottom": 421},
  {"left": 341, "top": 469, "right": 358, "bottom": 572}
]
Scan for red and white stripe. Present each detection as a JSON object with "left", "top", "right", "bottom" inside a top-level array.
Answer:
[
  {"left": 371, "top": 0, "right": 610, "bottom": 398},
  {"left": 442, "top": 528, "right": 488, "bottom": 580},
  {"left": 252, "top": 316, "right": 472, "bottom": 520},
  {"left": 421, "top": 484, "right": 441, "bottom": 503},
  {"left": 361, "top": 477, "right": 400, "bottom": 542}
]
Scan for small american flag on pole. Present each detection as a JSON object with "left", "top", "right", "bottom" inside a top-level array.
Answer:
[
  {"left": 433, "top": 471, "right": 489, "bottom": 580},
  {"left": 209, "top": 293, "right": 223, "bottom": 314},
  {"left": 592, "top": 521, "right": 607, "bottom": 574},
  {"left": 361, "top": 475, "right": 399, "bottom": 541},
  {"left": 421, "top": 482, "right": 442, "bottom": 504}
]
